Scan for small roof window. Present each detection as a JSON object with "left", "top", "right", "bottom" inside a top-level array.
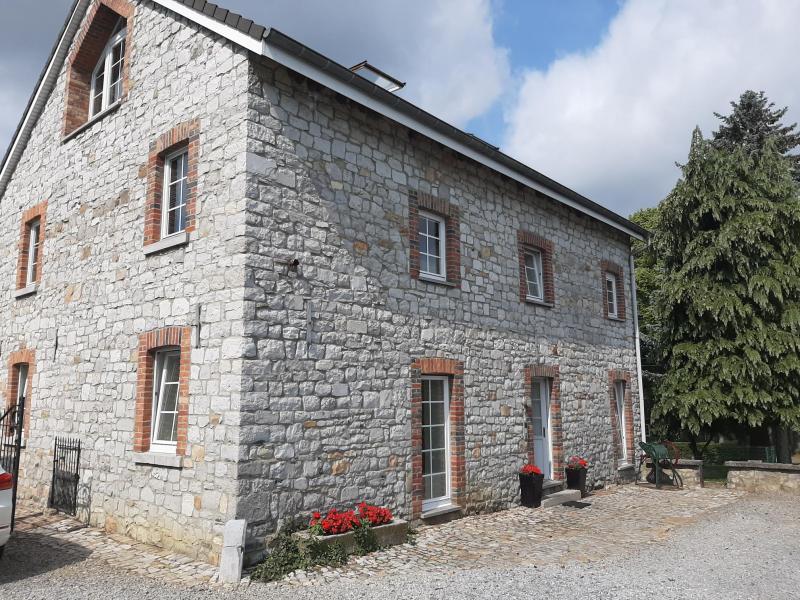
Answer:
[{"left": 350, "top": 61, "right": 405, "bottom": 93}]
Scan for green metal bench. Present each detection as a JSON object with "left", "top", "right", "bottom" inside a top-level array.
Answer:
[{"left": 636, "top": 441, "right": 683, "bottom": 489}]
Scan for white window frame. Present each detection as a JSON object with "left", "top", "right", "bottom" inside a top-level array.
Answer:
[
  {"left": 418, "top": 210, "right": 447, "bottom": 281},
  {"left": 150, "top": 349, "right": 181, "bottom": 453},
  {"left": 614, "top": 380, "right": 628, "bottom": 462},
  {"left": 421, "top": 375, "right": 451, "bottom": 512},
  {"left": 605, "top": 272, "right": 618, "bottom": 318},
  {"left": 524, "top": 248, "right": 544, "bottom": 301},
  {"left": 89, "top": 20, "right": 127, "bottom": 118},
  {"left": 161, "top": 148, "right": 190, "bottom": 239},
  {"left": 25, "top": 219, "right": 41, "bottom": 286}
]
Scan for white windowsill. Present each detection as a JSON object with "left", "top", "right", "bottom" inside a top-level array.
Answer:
[
  {"left": 143, "top": 231, "right": 189, "bottom": 256},
  {"left": 62, "top": 101, "right": 122, "bottom": 143},
  {"left": 618, "top": 463, "right": 635, "bottom": 471},
  {"left": 524, "top": 296, "right": 553, "bottom": 308},
  {"left": 421, "top": 503, "right": 462, "bottom": 519},
  {"left": 13, "top": 283, "right": 38, "bottom": 299},
  {"left": 607, "top": 315, "right": 625, "bottom": 322},
  {"left": 133, "top": 451, "right": 184, "bottom": 469},
  {"left": 418, "top": 273, "right": 457, "bottom": 287}
]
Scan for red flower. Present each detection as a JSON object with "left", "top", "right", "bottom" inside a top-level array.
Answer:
[
  {"left": 566, "top": 455, "right": 589, "bottom": 470},
  {"left": 357, "top": 502, "right": 393, "bottom": 526},
  {"left": 520, "top": 464, "right": 542, "bottom": 475}
]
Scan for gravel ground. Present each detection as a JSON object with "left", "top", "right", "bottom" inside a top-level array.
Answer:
[{"left": 1, "top": 493, "right": 797, "bottom": 599}]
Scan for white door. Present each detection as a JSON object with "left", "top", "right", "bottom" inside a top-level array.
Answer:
[
  {"left": 614, "top": 380, "right": 628, "bottom": 463},
  {"left": 531, "top": 378, "right": 552, "bottom": 478},
  {"left": 422, "top": 376, "right": 451, "bottom": 511}
]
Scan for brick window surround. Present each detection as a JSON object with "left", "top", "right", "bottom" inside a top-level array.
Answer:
[
  {"left": 134, "top": 326, "right": 191, "bottom": 454},
  {"left": 524, "top": 365, "right": 564, "bottom": 480},
  {"left": 517, "top": 230, "right": 555, "bottom": 305},
  {"left": 408, "top": 191, "right": 461, "bottom": 286},
  {"left": 144, "top": 120, "right": 200, "bottom": 246},
  {"left": 16, "top": 201, "right": 48, "bottom": 290},
  {"left": 410, "top": 357, "right": 465, "bottom": 518},
  {"left": 608, "top": 369, "right": 635, "bottom": 464},
  {"left": 63, "top": 0, "right": 135, "bottom": 137},
  {"left": 601, "top": 260, "right": 626, "bottom": 320},
  {"left": 6, "top": 348, "right": 35, "bottom": 438}
]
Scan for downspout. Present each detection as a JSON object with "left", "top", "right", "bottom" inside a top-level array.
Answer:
[{"left": 629, "top": 250, "right": 647, "bottom": 443}]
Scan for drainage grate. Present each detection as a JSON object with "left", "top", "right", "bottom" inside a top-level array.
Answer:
[{"left": 561, "top": 501, "right": 592, "bottom": 509}]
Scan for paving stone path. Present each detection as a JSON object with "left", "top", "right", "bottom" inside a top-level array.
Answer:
[
  {"left": 4, "top": 503, "right": 220, "bottom": 587},
  {"left": 276, "top": 485, "right": 743, "bottom": 588},
  {"left": 2, "top": 485, "right": 743, "bottom": 592}
]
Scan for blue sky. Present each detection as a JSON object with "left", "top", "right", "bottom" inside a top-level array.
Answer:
[
  {"left": 468, "top": 1, "right": 621, "bottom": 145},
  {"left": 2, "top": 1, "right": 800, "bottom": 217}
]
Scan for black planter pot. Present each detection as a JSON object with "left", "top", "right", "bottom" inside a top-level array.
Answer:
[
  {"left": 519, "top": 472, "right": 544, "bottom": 508},
  {"left": 566, "top": 468, "right": 588, "bottom": 497}
]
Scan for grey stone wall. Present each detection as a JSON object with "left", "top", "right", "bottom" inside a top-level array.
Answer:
[
  {"left": 0, "top": 1, "right": 249, "bottom": 563},
  {"left": 238, "top": 58, "right": 643, "bottom": 552}
]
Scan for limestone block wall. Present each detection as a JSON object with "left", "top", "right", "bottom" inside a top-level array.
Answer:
[
  {"left": 0, "top": 0, "right": 249, "bottom": 563},
  {"left": 726, "top": 462, "right": 800, "bottom": 494},
  {"left": 238, "top": 58, "right": 643, "bottom": 550}
]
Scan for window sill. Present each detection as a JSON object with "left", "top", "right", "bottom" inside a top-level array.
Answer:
[
  {"left": 13, "top": 283, "right": 38, "bottom": 299},
  {"left": 524, "top": 297, "right": 553, "bottom": 308},
  {"left": 62, "top": 101, "right": 122, "bottom": 143},
  {"left": 417, "top": 274, "right": 458, "bottom": 287},
  {"left": 133, "top": 451, "right": 184, "bottom": 469},
  {"left": 421, "top": 503, "right": 462, "bottom": 520},
  {"left": 143, "top": 231, "right": 189, "bottom": 256},
  {"left": 618, "top": 463, "right": 635, "bottom": 472},
  {"left": 606, "top": 316, "right": 625, "bottom": 322}
]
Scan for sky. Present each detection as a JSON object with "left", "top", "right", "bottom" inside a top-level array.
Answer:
[{"left": 2, "top": 0, "right": 800, "bottom": 218}]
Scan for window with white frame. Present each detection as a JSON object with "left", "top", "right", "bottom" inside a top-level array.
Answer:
[
  {"left": 614, "top": 380, "right": 628, "bottom": 462},
  {"left": 162, "top": 149, "right": 189, "bottom": 237},
  {"left": 605, "top": 273, "right": 618, "bottom": 318},
  {"left": 151, "top": 349, "right": 181, "bottom": 452},
  {"left": 421, "top": 376, "right": 451, "bottom": 511},
  {"left": 524, "top": 248, "right": 544, "bottom": 301},
  {"left": 417, "top": 211, "right": 447, "bottom": 280},
  {"left": 90, "top": 18, "right": 126, "bottom": 117},
  {"left": 25, "top": 218, "right": 41, "bottom": 286}
]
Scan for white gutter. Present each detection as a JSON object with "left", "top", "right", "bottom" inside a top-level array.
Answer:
[
  {"left": 154, "top": 0, "right": 644, "bottom": 241},
  {"left": 0, "top": 0, "right": 90, "bottom": 197},
  {"left": 629, "top": 250, "right": 647, "bottom": 443},
  {"left": 2, "top": 0, "right": 644, "bottom": 241}
]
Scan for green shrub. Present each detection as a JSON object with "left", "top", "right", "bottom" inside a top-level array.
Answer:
[
  {"left": 251, "top": 531, "right": 312, "bottom": 583},
  {"left": 353, "top": 524, "right": 379, "bottom": 556}
]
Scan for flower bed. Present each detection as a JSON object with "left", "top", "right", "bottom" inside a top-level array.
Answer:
[{"left": 295, "top": 502, "right": 407, "bottom": 554}]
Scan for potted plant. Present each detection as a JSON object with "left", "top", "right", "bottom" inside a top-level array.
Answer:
[
  {"left": 565, "top": 455, "right": 589, "bottom": 497},
  {"left": 519, "top": 464, "right": 544, "bottom": 508}
]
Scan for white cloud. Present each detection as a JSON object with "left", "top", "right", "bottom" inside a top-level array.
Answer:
[
  {"left": 503, "top": 0, "right": 800, "bottom": 216},
  {"left": 223, "top": 0, "right": 510, "bottom": 126}
]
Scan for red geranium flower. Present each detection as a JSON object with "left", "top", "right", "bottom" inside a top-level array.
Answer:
[{"left": 520, "top": 464, "right": 542, "bottom": 475}]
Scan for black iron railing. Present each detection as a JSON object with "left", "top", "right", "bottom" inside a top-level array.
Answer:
[{"left": 0, "top": 395, "right": 25, "bottom": 531}]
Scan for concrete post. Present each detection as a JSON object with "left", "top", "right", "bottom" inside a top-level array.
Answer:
[{"left": 219, "top": 519, "right": 247, "bottom": 584}]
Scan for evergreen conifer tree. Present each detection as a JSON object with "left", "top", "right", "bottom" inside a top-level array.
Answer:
[{"left": 654, "top": 129, "right": 800, "bottom": 448}]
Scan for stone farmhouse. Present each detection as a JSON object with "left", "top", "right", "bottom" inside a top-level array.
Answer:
[{"left": 1, "top": 0, "right": 648, "bottom": 564}]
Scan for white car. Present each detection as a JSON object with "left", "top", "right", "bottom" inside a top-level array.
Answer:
[{"left": 0, "top": 466, "right": 12, "bottom": 558}]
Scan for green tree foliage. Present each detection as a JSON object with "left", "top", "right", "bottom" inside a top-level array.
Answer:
[
  {"left": 712, "top": 90, "right": 800, "bottom": 181},
  {"left": 654, "top": 129, "right": 800, "bottom": 442}
]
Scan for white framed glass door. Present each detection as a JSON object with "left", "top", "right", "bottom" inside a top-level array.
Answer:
[
  {"left": 531, "top": 378, "right": 552, "bottom": 478},
  {"left": 422, "top": 376, "right": 451, "bottom": 511},
  {"left": 614, "top": 380, "right": 628, "bottom": 462}
]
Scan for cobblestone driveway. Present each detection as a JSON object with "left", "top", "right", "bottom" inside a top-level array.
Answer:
[
  {"left": 0, "top": 485, "right": 743, "bottom": 595},
  {"left": 278, "top": 485, "right": 743, "bottom": 588}
]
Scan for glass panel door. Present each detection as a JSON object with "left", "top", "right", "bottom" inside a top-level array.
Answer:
[
  {"left": 532, "top": 378, "right": 552, "bottom": 477},
  {"left": 422, "top": 376, "right": 450, "bottom": 510},
  {"left": 615, "top": 381, "right": 627, "bottom": 462}
]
